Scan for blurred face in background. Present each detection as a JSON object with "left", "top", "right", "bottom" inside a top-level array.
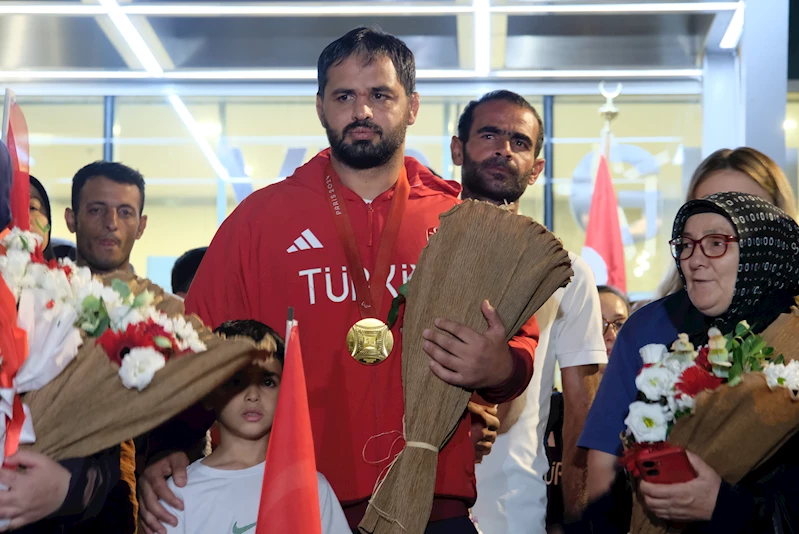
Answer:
[
  {"left": 29, "top": 188, "right": 50, "bottom": 250},
  {"left": 694, "top": 170, "right": 774, "bottom": 203},
  {"left": 599, "top": 291, "right": 629, "bottom": 373}
]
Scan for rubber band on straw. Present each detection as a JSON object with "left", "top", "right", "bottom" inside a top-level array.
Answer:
[{"left": 404, "top": 441, "right": 438, "bottom": 453}]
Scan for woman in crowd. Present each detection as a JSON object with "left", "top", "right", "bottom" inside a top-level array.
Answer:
[
  {"left": 580, "top": 192, "right": 799, "bottom": 532},
  {"left": 29, "top": 176, "right": 54, "bottom": 260},
  {"left": 581, "top": 146, "right": 798, "bottom": 508},
  {"left": 656, "top": 147, "right": 796, "bottom": 299},
  {"left": 597, "top": 285, "right": 630, "bottom": 368}
]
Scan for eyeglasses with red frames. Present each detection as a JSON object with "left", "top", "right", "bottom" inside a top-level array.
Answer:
[{"left": 669, "top": 234, "right": 739, "bottom": 260}]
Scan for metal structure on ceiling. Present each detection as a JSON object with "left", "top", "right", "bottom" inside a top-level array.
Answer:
[{"left": 0, "top": 0, "right": 743, "bottom": 95}]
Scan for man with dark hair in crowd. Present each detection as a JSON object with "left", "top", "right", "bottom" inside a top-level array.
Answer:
[
  {"left": 450, "top": 91, "right": 606, "bottom": 534},
  {"left": 0, "top": 148, "right": 122, "bottom": 533},
  {"left": 171, "top": 247, "right": 207, "bottom": 299},
  {"left": 66, "top": 161, "right": 147, "bottom": 275},
  {"left": 138, "top": 28, "right": 539, "bottom": 534},
  {"left": 64, "top": 161, "right": 149, "bottom": 534}
]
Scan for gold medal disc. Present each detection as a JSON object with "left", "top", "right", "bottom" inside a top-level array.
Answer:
[{"left": 347, "top": 318, "right": 394, "bottom": 365}]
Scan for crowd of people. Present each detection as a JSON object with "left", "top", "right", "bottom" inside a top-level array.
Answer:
[{"left": 2, "top": 25, "right": 798, "bottom": 534}]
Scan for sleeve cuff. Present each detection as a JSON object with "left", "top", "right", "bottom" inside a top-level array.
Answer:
[
  {"left": 477, "top": 347, "right": 531, "bottom": 404},
  {"left": 56, "top": 457, "right": 89, "bottom": 518},
  {"left": 695, "top": 481, "right": 756, "bottom": 534}
]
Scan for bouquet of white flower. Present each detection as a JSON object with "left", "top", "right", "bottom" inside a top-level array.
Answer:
[{"left": 0, "top": 227, "right": 265, "bottom": 465}]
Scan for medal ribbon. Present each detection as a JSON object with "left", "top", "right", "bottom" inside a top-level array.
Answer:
[{"left": 324, "top": 164, "right": 410, "bottom": 319}]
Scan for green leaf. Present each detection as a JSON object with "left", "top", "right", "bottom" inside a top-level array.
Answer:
[
  {"left": 751, "top": 361, "right": 763, "bottom": 372},
  {"left": 154, "top": 336, "right": 172, "bottom": 349},
  {"left": 82, "top": 295, "right": 100, "bottom": 312},
  {"left": 735, "top": 321, "right": 749, "bottom": 336},
  {"left": 132, "top": 292, "right": 147, "bottom": 308},
  {"left": 111, "top": 279, "right": 131, "bottom": 300},
  {"left": 776, "top": 354, "right": 785, "bottom": 365},
  {"left": 397, "top": 282, "right": 409, "bottom": 298},
  {"left": 728, "top": 374, "right": 743, "bottom": 387},
  {"left": 763, "top": 347, "right": 775, "bottom": 357},
  {"left": 778, "top": 377, "right": 786, "bottom": 386},
  {"left": 87, "top": 315, "right": 111, "bottom": 338},
  {"left": 386, "top": 293, "right": 406, "bottom": 330}
]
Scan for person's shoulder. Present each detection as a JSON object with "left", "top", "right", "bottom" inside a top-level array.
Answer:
[
  {"left": 625, "top": 295, "right": 672, "bottom": 325},
  {"left": 405, "top": 157, "right": 461, "bottom": 203}
]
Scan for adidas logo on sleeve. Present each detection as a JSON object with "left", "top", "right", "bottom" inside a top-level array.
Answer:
[{"left": 287, "top": 229, "right": 324, "bottom": 253}]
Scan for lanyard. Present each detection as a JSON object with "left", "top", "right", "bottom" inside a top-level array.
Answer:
[{"left": 324, "top": 164, "right": 410, "bottom": 319}]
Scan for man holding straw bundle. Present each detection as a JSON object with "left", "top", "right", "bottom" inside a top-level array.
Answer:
[
  {"left": 449, "top": 91, "right": 607, "bottom": 533},
  {"left": 138, "top": 28, "right": 539, "bottom": 534}
]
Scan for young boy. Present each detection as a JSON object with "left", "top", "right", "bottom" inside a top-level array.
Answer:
[{"left": 160, "top": 320, "right": 349, "bottom": 534}]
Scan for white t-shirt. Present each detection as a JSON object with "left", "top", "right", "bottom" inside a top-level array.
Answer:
[
  {"left": 472, "top": 253, "right": 607, "bottom": 534},
  {"left": 161, "top": 459, "right": 350, "bottom": 534}
]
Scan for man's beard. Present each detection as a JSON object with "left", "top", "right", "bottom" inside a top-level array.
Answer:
[
  {"left": 323, "top": 115, "right": 407, "bottom": 170},
  {"left": 460, "top": 151, "right": 533, "bottom": 204}
]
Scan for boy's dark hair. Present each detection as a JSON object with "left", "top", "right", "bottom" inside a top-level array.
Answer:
[
  {"left": 214, "top": 320, "right": 285, "bottom": 365},
  {"left": 597, "top": 285, "right": 631, "bottom": 313},
  {"left": 71, "top": 161, "right": 146, "bottom": 214},
  {"left": 457, "top": 90, "right": 545, "bottom": 158},
  {"left": 317, "top": 27, "right": 416, "bottom": 97},
  {"left": 171, "top": 247, "right": 207, "bottom": 295}
]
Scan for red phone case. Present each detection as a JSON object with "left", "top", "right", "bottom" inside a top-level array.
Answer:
[{"left": 635, "top": 446, "right": 697, "bottom": 484}]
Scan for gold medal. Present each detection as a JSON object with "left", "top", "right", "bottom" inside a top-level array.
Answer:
[{"left": 347, "top": 318, "right": 394, "bottom": 365}]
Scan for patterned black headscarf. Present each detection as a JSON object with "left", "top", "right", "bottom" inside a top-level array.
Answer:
[{"left": 672, "top": 192, "right": 799, "bottom": 341}]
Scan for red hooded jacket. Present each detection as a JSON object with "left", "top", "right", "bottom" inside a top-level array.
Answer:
[{"left": 185, "top": 150, "right": 538, "bottom": 526}]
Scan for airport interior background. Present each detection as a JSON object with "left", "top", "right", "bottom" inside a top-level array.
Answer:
[{"left": 0, "top": 0, "right": 794, "bottom": 299}]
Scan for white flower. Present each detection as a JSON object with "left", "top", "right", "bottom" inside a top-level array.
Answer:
[
  {"left": 1, "top": 228, "right": 41, "bottom": 252},
  {"left": 765, "top": 363, "right": 788, "bottom": 389},
  {"left": 675, "top": 393, "right": 695, "bottom": 412},
  {"left": 639, "top": 344, "right": 668, "bottom": 365},
  {"left": 118, "top": 347, "right": 166, "bottom": 391},
  {"left": 663, "top": 355, "right": 694, "bottom": 375},
  {"left": 635, "top": 366, "right": 677, "bottom": 402},
  {"left": 109, "top": 305, "right": 145, "bottom": 331},
  {"left": 625, "top": 401, "right": 669, "bottom": 443},
  {"left": 0, "top": 249, "right": 33, "bottom": 299},
  {"left": 785, "top": 361, "right": 799, "bottom": 391},
  {"left": 170, "top": 315, "right": 206, "bottom": 353}
]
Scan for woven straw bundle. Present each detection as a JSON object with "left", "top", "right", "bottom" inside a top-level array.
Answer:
[
  {"left": 20, "top": 272, "right": 264, "bottom": 461},
  {"left": 359, "top": 200, "right": 573, "bottom": 534}
]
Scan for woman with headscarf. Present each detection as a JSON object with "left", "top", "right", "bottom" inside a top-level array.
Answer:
[
  {"left": 577, "top": 192, "right": 799, "bottom": 533},
  {"left": 29, "top": 176, "right": 53, "bottom": 260}
]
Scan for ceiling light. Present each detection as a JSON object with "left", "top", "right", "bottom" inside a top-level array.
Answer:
[
  {"left": 473, "top": 0, "right": 491, "bottom": 77},
  {"left": 123, "top": 4, "right": 472, "bottom": 16},
  {"left": 494, "top": 69, "right": 702, "bottom": 79},
  {"left": 98, "top": 0, "right": 163, "bottom": 76},
  {"left": 784, "top": 119, "right": 797, "bottom": 131},
  {"left": 492, "top": 2, "right": 739, "bottom": 14},
  {"left": 719, "top": 2, "right": 744, "bottom": 49},
  {"left": 0, "top": 4, "right": 105, "bottom": 15},
  {"left": 0, "top": 70, "right": 150, "bottom": 80},
  {"left": 168, "top": 95, "right": 230, "bottom": 182}
]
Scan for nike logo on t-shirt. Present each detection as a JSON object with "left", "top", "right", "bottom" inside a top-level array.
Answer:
[{"left": 232, "top": 521, "right": 256, "bottom": 534}]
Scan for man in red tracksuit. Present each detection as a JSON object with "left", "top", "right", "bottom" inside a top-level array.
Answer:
[{"left": 137, "top": 28, "right": 538, "bottom": 534}]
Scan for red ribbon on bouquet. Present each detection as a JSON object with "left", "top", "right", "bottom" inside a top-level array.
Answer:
[{"left": 0, "top": 228, "right": 29, "bottom": 462}]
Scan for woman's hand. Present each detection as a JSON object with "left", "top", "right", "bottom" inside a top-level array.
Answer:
[
  {"left": 0, "top": 450, "right": 71, "bottom": 531},
  {"left": 639, "top": 451, "right": 721, "bottom": 522}
]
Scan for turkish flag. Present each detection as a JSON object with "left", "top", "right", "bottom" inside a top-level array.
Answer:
[
  {"left": 582, "top": 155, "right": 627, "bottom": 292},
  {"left": 256, "top": 321, "right": 322, "bottom": 534},
  {"left": 3, "top": 90, "right": 30, "bottom": 231}
]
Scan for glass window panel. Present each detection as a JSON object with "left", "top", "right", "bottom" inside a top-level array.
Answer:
[{"left": 552, "top": 94, "right": 702, "bottom": 299}]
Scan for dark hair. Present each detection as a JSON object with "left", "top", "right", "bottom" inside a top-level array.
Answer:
[
  {"left": 317, "top": 27, "right": 416, "bottom": 97},
  {"left": 171, "top": 247, "right": 207, "bottom": 295},
  {"left": 71, "top": 161, "right": 145, "bottom": 214},
  {"left": 597, "top": 285, "right": 631, "bottom": 313},
  {"left": 457, "top": 90, "right": 545, "bottom": 158},
  {"left": 214, "top": 320, "right": 285, "bottom": 366}
]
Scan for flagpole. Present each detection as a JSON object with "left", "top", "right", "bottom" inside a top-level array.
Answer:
[
  {"left": 598, "top": 81, "right": 622, "bottom": 161},
  {"left": 285, "top": 307, "right": 295, "bottom": 346}
]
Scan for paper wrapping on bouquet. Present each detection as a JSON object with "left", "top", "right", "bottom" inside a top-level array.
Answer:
[
  {"left": 19, "top": 272, "right": 265, "bottom": 461},
  {"left": 359, "top": 201, "right": 573, "bottom": 534},
  {"left": 629, "top": 311, "right": 799, "bottom": 534}
]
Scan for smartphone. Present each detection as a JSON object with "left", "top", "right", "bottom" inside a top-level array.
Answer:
[{"left": 635, "top": 446, "right": 697, "bottom": 484}]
